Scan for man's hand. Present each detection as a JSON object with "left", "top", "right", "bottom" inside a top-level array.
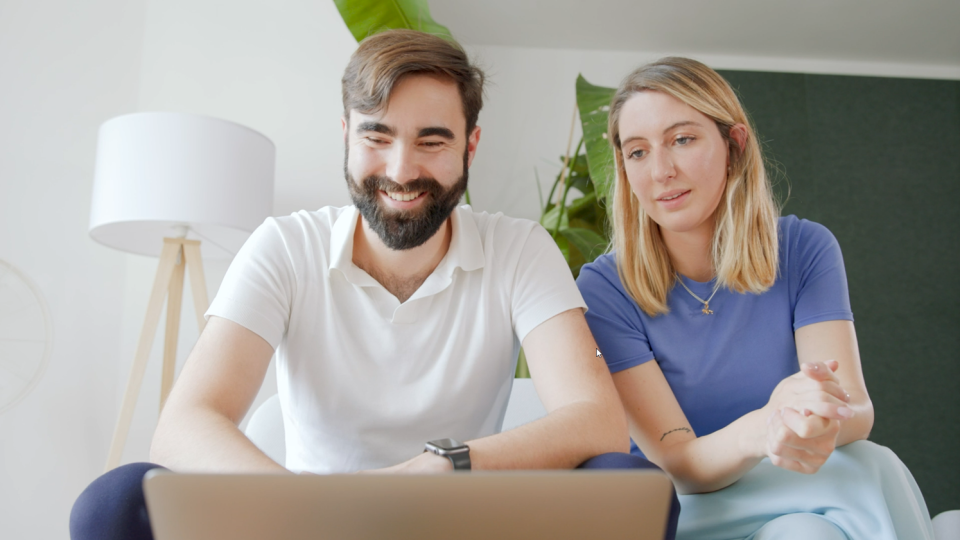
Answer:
[{"left": 360, "top": 452, "right": 453, "bottom": 474}]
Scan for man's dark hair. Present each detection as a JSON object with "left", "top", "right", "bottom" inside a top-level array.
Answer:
[{"left": 341, "top": 29, "right": 485, "bottom": 135}]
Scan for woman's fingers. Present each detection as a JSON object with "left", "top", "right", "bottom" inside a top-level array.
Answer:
[
  {"left": 780, "top": 407, "right": 842, "bottom": 441},
  {"left": 779, "top": 379, "right": 850, "bottom": 408},
  {"left": 769, "top": 453, "right": 821, "bottom": 474},
  {"left": 796, "top": 401, "right": 854, "bottom": 421},
  {"left": 787, "top": 363, "right": 850, "bottom": 402},
  {"left": 806, "top": 380, "right": 850, "bottom": 404},
  {"left": 800, "top": 360, "right": 840, "bottom": 383},
  {"left": 767, "top": 409, "right": 840, "bottom": 473}
]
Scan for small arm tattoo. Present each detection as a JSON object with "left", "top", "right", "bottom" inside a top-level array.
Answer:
[{"left": 660, "top": 427, "right": 692, "bottom": 441}]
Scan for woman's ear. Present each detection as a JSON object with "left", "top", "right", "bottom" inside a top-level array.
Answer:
[{"left": 729, "top": 123, "right": 749, "bottom": 155}]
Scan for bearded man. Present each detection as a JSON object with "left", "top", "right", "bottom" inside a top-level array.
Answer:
[{"left": 70, "top": 29, "right": 679, "bottom": 540}]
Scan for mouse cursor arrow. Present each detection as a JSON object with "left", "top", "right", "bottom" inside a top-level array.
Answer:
[{"left": 596, "top": 348, "right": 602, "bottom": 358}]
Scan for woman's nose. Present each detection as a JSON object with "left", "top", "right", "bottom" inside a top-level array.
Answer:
[{"left": 650, "top": 150, "right": 676, "bottom": 183}]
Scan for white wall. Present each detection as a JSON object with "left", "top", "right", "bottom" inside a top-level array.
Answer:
[
  {"left": 115, "top": 0, "right": 360, "bottom": 468},
  {"left": 0, "top": 1, "right": 147, "bottom": 538},
  {"left": 1, "top": 2, "right": 947, "bottom": 539},
  {"left": 466, "top": 45, "right": 662, "bottom": 221}
]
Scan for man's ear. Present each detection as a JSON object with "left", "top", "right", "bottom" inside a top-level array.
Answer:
[
  {"left": 341, "top": 116, "right": 348, "bottom": 142},
  {"left": 465, "top": 126, "right": 481, "bottom": 168}
]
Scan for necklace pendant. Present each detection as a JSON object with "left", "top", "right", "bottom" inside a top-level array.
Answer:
[{"left": 702, "top": 303, "right": 714, "bottom": 315}]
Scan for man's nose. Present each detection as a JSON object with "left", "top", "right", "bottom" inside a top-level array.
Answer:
[
  {"left": 650, "top": 149, "right": 676, "bottom": 183},
  {"left": 385, "top": 143, "right": 420, "bottom": 184}
]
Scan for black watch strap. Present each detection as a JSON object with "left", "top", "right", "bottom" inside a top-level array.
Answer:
[
  {"left": 447, "top": 450, "right": 471, "bottom": 471},
  {"left": 425, "top": 439, "right": 472, "bottom": 471}
]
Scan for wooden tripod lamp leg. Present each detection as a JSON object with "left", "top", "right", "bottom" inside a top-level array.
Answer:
[
  {"left": 104, "top": 240, "right": 181, "bottom": 472},
  {"left": 182, "top": 240, "right": 209, "bottom": 334},
  {"left": 159, "top": 243, "right": 186, "bottom": 412}
]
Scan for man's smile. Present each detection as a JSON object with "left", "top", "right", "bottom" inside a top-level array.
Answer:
[{"left": 384, "top": 190, "right": 425, "bottom": 203}]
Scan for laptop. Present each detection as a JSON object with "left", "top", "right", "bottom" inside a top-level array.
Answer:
[{"left": 144, "top": 469, "right": 673, "bottom": 540}]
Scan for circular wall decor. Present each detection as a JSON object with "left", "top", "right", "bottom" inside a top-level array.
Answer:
[{"left": 0, "top": 259, "right": 53, "bottom": 413}]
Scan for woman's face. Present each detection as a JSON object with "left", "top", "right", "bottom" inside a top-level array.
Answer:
[{"left": 618, "top": 91, "right": 730, "bottom": 238}]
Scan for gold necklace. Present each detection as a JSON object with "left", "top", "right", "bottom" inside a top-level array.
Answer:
[{"left": 675, "top": 273, "right": 720, "bottom": 315}]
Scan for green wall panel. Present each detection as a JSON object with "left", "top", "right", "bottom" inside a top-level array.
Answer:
[{"left": 719, "top": 70, "right": 960, "bottom": 516}]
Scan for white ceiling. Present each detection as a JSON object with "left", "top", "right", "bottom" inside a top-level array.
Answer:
[{"left": 431, "top": 0, "right": 959, "bottom": 67}]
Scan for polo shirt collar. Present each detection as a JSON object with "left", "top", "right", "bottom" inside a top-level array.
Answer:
[{"left": 328, "top": 205, "right": 485, "bottom": 285}]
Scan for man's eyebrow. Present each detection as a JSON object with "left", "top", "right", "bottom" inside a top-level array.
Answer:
[
  {"left": 619, "top": 121, "right": 704, "bottom": 146},
  {"left": 418, "top": 127, "right": 456, "bottom": 140},
  {"left": 356, "top": 122, "right": 395, "bottom": 136}
]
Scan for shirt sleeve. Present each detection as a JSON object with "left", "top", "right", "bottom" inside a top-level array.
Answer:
[
  {"left": 206, "top": 217, "right": 297, "bottom": 349},
  {"left": 577, "top": 256, "right": 656, "bottom": 373},
  {"left": 791, "top": 219, "right": 855, "bottom": 330},
  {"left": 510, "top": 224, "right": 588, "bottom": 343}
]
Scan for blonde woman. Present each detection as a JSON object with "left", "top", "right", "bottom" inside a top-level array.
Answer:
[{"left": 577, "top": 58, "right": 933, "bottom": 540}]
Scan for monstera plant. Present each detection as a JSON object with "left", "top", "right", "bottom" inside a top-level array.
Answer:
[
  {"left": 332, "top": 0, "right": 618, "bottom": 376},
  {"left": 539, "top": 75, "right": 617, "bottom": 279}
]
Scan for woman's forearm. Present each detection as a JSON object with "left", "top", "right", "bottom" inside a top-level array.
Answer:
[
  {"left": 660, "top": 397, "right": 872, "bottom": 493},
  {"left": 657, "top": 409, "right": 767, "bottom": 494},
  {"left": 837, "top": 397, "right": 874, "bottom": 446}
]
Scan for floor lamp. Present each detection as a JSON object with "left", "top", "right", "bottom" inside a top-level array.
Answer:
[{"left": 89, "top": 112, "right": 275, "bottom": 471}]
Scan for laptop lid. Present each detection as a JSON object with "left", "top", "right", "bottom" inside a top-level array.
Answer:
[{"left": 144, "top": 469, "right": 672, "bottom": 540}]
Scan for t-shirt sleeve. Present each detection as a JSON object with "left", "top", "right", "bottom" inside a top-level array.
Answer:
[
  {"left": 791, "top": 220, "right": 854, "bottom": 330},
  {"left": 577, "top": 257, "right": 656, "bottom": 373},
  {"left": 206, "top": 217, "right": 296, "bottom": 349},
  {"left": 510, "top": 224, "right": 588, "bottom": 343}
]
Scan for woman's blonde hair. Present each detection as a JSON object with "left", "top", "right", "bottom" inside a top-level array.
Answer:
[{"left": 608, "top": 57, "right": 780, "bottom": 315}]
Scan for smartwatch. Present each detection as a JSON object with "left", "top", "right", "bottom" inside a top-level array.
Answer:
[{"left": 424, "top": 438, "right": 471, "bottom": 470}]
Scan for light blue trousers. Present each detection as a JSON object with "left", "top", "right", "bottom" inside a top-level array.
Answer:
[{"left": 676, "top": 441, "right": 935, "bottom": 540}]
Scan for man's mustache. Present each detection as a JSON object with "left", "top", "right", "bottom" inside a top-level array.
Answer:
[{"left": 361, "top": 175, "right": 445, "bottom": 197}]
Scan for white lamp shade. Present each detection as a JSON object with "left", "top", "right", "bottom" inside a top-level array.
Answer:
[{"left": 89, "top": 112, "right": 275, "bottom": 259}]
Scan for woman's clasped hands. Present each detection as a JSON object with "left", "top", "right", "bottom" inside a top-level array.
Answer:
[{"left": 760, "top": 360, "right": 855, "bottom": 474}]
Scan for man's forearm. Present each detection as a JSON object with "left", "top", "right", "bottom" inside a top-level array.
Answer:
[
  {"left": 150, "top": 404, "right": 288, "bottom": 474},
  {"left": 466, "top": 399, "right": 629, "bottom": 470}
]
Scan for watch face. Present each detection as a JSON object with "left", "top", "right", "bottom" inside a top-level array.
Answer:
[{"left": 427, "top": 438, "right": 466, "bottom": 451}]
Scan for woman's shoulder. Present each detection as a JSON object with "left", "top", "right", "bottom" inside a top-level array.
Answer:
[
  {"left": 778, "top": 215, "right": 846, "bottom": 285},
  {"left": 577, "top": 252, "right": 631, "bottom": 298},
  {"left": 578, "top": 252, "right": 619, "bottom": 283},
  {"left": 778, "top": 215, "right": 841, "bottom": 255}
]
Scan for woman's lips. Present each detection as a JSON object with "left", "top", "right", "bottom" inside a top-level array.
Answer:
[{"left": 656, "top": 189, "right": 690, "bottom": 209}]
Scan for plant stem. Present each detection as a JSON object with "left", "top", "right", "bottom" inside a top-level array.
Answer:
[
  {"left": 464, "top": 188, "right": 471, "bottom": 206},
  {"left": 555, "top": 104, "right": 580, "bottom": 206},
  {"left": 553, "top": 137, "right": 584, "bottom": 238},
  {"left": 544, "top": 173, "right": 561, "bottom": 215}
]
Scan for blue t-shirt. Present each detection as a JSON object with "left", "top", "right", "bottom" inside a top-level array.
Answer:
[{"left": 577, "top": 216, "right": 853, "bottom": 457}]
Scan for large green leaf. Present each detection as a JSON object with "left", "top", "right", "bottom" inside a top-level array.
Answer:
[
  {"left": 565, "top": 191, "right": 597, "bottom": 219},
  {"left": 575, "top": 75, "right": 617, "bottom": 200},
  {"left": 563, "top": 153, "right": 594, "bottom": 195},
  {"left": 560, "top": 227, "right": 608, "bottom": 264},
  {"left": 539, "top": 204, "right": 570, "bottom": 232},
  {"left": 334, "top": 0, "right": 453, "bottom": 42}
]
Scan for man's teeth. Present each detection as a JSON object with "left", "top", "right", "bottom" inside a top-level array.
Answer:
[
  {"left": 386, "top": 191, "right": 422, "bottom": 202},
  {"left": 661, "top": 192, "right": 684, "bottom": 201}
]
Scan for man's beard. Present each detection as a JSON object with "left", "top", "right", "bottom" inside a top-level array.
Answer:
[{"left": 344, "top": 149, "right": 469, "bottom": 251}]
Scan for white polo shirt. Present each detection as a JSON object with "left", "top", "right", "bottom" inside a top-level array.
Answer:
[{"left": 207, "top": 205, "right": 586, "bottom": 473}]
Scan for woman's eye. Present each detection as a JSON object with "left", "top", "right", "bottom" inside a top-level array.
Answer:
[
  {"left": 676, "top": 136, "right": 695, "bottom": 145},
  {"left": 627, "top": 148, "right": 646, "bottom": 159}
]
